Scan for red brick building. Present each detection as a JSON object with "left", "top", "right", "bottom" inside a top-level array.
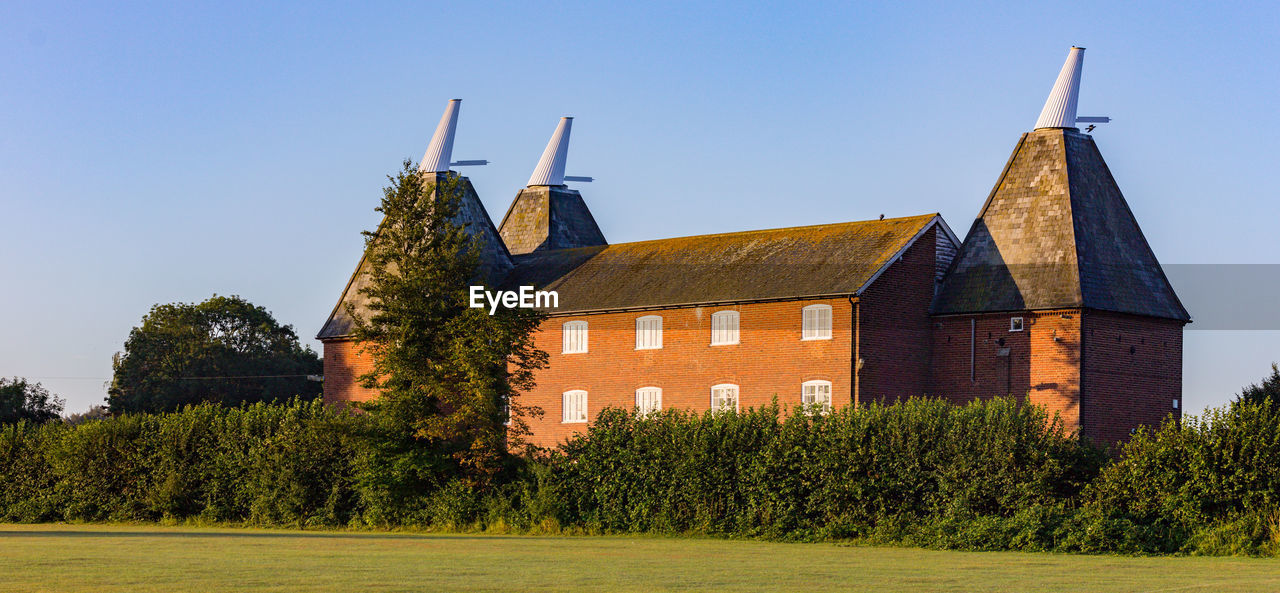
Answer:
[{"left": 319, "top": 48, "right": 1189, "bottom": 447}]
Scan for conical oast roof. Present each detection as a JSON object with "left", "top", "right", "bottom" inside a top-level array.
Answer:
[
  {"left": 497, "top": 185, "right": 607, "bottom": 255},
  {"left": 932, "top": 128, "right": 1188, "bottom": 321}
]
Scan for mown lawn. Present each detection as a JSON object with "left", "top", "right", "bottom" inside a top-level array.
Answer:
[{"left": 1, "top": 524, "right": 1277, "bottom": 593}]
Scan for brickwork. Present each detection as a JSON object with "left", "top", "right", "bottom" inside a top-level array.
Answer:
[
  {"left": 321, "top": 339, "right": 380, "bottom": 408},
  {"left": 319, "top": 227, "right": 943, "bottom": 449},
  {"left": 857, "top": 226, "right": 938, "bottom": 403},
  {"left": 320, "top": 223, "right": 1182, "bottom": 447},
  {"left": 928, "top": 309, "right": 1083, "bottom": 433},
  {"left": 513, "top": 231, "right": 937, "bottom": 447},
  {"left": 1080, "top": 310, "right": 1184, "bottom": 445},
  {"left": 928, "top": 308, "right": 1185, "bottom": 444},
  {"left": 518, "top": 298, "right": 855, "bottom": 448}
]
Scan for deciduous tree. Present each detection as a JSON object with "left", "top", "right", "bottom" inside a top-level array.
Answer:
[
  {"left": 107, "top": 295, "right": 321, "bottom": 413},
  {"left": 1238, "top": 362, "right": 1280, "bottom": 407},
  {"left": 0, "top": 379, "right": 64, "bottom": 425},
  {"left": 0, "top": 377, "right": 64, "bottom": 424}
]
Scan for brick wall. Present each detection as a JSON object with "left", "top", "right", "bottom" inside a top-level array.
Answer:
[
  {"left": 1080, "top": 310, "right": 1184, "bottom": 445},
  {"left": 518, "top": 298, "right": 856, "bottom": 448},
  {"left": 1027, "top": 312, "right": 1085, "bottom": 431},
  {"left": 928, "top": 309, "right": 1083, "bottom": 433},
  {"left": 928, "top": 308, "right": 1185, "bottom": 444},
  {"left": 321, "top": 339, "right": 380, "bottom": 408},
  {"left": 857, "top": 226, "right": 938, "bottom": 403}
]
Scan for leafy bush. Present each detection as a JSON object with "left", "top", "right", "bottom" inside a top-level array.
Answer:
[
  {"left": 1183, "top": 510, "right": 1280, "bottom": 556},
  {"left": 107, "top": 295, "right": 322, "bottom": 414},
  {"left": 1080, "top": 398, "right": 1280, "bottom": 554},
  {"left": 551, "top": 397, "right": 1105, "bottom": 545},
  {"left": 0, "top": 399, "right": 363, "bottom": 526},
  {"left": 0, "top": 421, "right": 63, "bottom": 521}
]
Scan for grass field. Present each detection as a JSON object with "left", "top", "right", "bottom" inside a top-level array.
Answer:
[{"left": 1, "top": 524, "right": 1278, "bottom": 592}]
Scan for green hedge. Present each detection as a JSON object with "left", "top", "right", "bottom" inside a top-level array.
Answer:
[
  {"left": 2, "top": 396, "right": 1279, "bottom": 556},
  {"left": 551, "top": 398, "right": 1104, "bottom": 543},
  {"left": 0, "top": 399, "right": 363, "bottom": 526}
]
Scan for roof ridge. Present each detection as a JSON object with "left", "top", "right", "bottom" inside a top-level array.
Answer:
[
  {"left": 1061, "top": 128, "right": 1084, "bottom": 305},
  {"left": 583, "top": 213, "right": 939, "bottom": 250}
]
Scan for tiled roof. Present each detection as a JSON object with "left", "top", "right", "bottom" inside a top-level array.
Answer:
[
  {"left": 502, "top": 214, "right": 943, "bottom": 314},
  {"left": 497, "top": 186, "right": 607, "bottom": 255},
  {"left": 932, "top": 129, "right": 1189, "bottom": 321}
]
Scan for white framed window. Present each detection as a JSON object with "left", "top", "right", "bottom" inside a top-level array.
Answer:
[
  {"left": 710, "top": 310, "right": 740, "bottom": 345},
  {"left": 802, "top": 380, "right": 833, "bottom": 415},
  {"left": 562, "top": 390, "right": 588, "bottom": 423},
  {"left": 562, "top": 320, "right": 588, "bottom": 354},
  {"left": 1010, "top": 317, "right": 1024, "bottom": 332},
  {"left": 636, "top": 387, "right": 662, "bottom": 417},
  {"left": 802, "top": 304, "right": 832, "bottom": 340},
  {"left": 636, "top": 315, "right": 663, "bottom": 350},
  {"left": 711, "top": 383, "right": 739, "bottom": 414}
]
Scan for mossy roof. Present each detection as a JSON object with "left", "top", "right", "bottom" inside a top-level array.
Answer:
[{"left": 502, "top": 214, "right": 941, "bottom": 314}]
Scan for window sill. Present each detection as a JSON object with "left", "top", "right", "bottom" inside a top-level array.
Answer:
[
  {"left": 562, "top": 350, "right": 588, "bottom": 355},
  {"left": 710, "top": 341, "right": 740, "bottom": 346},
  {"left": 635, "top": 346, "right": 663, "bottom": 351},
  {"left": 801, "top": 336, "right": 832, "bottom": 341},
  {"left": 561, "top": 420, "right": 588, "bottom": 424}
]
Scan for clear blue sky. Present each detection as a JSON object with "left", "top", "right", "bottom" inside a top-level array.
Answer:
[{"left": 3, "top": 1, "right": 1277, "bottom": 415}]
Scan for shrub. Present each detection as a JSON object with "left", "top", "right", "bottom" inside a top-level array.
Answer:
[
  {"left": 0, "top": 421, "right": 63, "bottom": 521},
  {"left": 0, "top": 399, "right": 364, "bottom": 526},
  {"left": 1081, "top": 398, "right": 1280, "bottom": 554},
  {"left": 1184, "top": 510, "right": 1280, "bottom": 557},
  {"left": 552, "top": 397, "right": 1105, "bottom": 542}
]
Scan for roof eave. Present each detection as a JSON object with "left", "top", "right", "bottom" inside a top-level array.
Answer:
[{"left": 542, "top": 292, "right": 863, "bottom": 317}]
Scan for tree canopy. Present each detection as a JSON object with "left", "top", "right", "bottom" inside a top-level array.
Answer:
[
  {"left": 0, "top": 377, "right": 64, "bottom": 424},
  {"left": 107, "top": 295, "right": 321, "bottom": 413},
  {"left": 1238, "top": 362, "right": 1280, "bottom": 407},
  {"left": 350, "top": 163, "right": 546, "bottom": 490}
]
